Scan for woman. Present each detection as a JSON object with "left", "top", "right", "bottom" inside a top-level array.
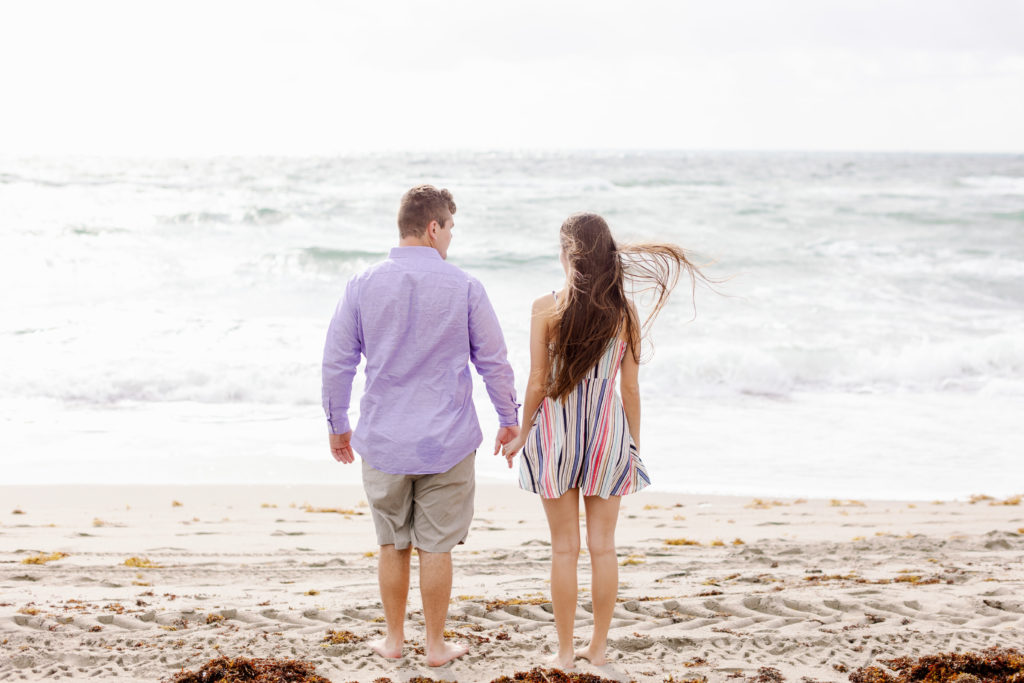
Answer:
[{"left": 501, "top": 212, "right": 709, "bottom": 670}]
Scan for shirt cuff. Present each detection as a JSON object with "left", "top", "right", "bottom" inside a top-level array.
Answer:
[
  {"left": 327, "top": 414, "right": 350, "bottom": 435},
  {"left": 498, "top": 395, "right": 521, "bottom": 427}
]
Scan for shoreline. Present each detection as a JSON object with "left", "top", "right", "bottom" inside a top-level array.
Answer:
[
  {"left": 4, "top": 390, "right": 1023, "bottom": 501},
  {"left": 1, "top": 484, "right": 1021, "bottom": 682},
  {"left": 2, "top": 482, "right": 1022, "bottom": 504}
]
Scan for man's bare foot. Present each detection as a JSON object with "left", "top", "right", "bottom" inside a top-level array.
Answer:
[
  {"left": 425, "top": 641, "right": 469, "bottom": 667},
  {"left": 550, "top": 652, "right": 576, "bottom": 671},
  {"left": 576, "top": 645, "right": 607, "bottom": 666},
  {"left": 368, "top": 636, "right": 403, "bottom": 659}
]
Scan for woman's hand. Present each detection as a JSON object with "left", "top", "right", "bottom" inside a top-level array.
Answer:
[{"left": 500, "top": 434, "right": 527, "bottom": 469}]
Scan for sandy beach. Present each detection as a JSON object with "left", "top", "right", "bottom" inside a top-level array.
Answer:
[{"left": 1, "top": 484, "right": 1021, "bottom": 682}]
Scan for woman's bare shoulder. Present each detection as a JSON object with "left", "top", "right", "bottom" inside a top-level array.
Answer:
[{"left": 531, "top": 291, "right": 558, "bottom": 314}]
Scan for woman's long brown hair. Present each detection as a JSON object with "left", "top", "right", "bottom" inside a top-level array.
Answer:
[{"left": 546, "top": 213, "right": 710, "bottom": 401}]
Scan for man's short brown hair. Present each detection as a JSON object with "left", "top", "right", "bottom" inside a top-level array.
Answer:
[{"left": 398, "top": 185, "right": 456, "bottom": 238}]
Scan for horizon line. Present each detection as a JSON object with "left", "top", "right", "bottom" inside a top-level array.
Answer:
[{"left": 2, "top": 147, "right": 1023, "bottom": 160}]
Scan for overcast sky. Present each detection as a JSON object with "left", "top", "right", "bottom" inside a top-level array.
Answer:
[{"left": 1, "top": 0, "right": 1022, "bottom": 155}]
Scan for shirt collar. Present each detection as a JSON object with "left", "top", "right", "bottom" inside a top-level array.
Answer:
[{"left": 389, "top": 246, "right": 442, "bottom": 260}]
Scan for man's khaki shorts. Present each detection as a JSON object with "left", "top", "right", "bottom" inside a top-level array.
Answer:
[{"left": 361, "top": 452, "right": 475, "bottom": 553}]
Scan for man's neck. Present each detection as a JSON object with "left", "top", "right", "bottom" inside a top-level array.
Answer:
[{"left": 398, "top": 236, "right": 434, "bottom": 250}]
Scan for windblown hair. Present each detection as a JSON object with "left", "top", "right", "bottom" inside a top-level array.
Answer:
[
  {"left": 397, "top": 185, "right": 456, "bottom": 238},
  {"left": 547, "top": 213, "right": 710, "bottom": 401}
]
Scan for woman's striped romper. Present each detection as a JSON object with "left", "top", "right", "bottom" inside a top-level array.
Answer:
[{"left": 518, "top": 337, "right": 651, "bottom": 499}]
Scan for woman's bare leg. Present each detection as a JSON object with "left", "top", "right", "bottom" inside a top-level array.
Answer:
[
  {"left": 577, "top": 494, "right": 621, "bottom": 665},
  {"left": 541, "top": 489, "right": 581, "bottom": 670}
]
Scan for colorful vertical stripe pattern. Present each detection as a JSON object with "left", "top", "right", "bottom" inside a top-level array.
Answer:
[{"left": 519, "top": 339, "right": 651, "bottom": 499}]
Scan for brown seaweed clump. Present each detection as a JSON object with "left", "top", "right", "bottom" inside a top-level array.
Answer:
[
  {"left": 490, "top": 667, "right": 626, "bottom": 683},
  {"left": 321, "top": 630, "right": 365, "bottom": 645},
  {"left": 162, "top": 656, "right": 331, "bottom": 683},
  {"left": 749, "top": 667, "right": 786, "bottom": 683},
  {"left": 848, "top": 647, "right": 1024, "bottom": 683},
  {"left": 484, "top": 596, "right": 549, "bottom": 612}
]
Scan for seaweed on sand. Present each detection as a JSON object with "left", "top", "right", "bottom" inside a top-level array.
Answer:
[
  {"left": 321, "top": 629, "right": 364, "bottom": 644},
  {"left": 162, "top": 656, "right": 331, "bottom": 683},
  {"left": 750, "top": 668, "right": 786, "bottom": 683},
  {"left": 490, "top": 667, "right": 626, "bottom": 682},
  {"left": 848, "top": 647, "right": 1024, "bottom": 683},
  {"left": 745, "top": 499, "right": 789, "bottom": 509},
  {"left": 484, "top": 596, "right": 549, "bottom": 612},
  {"left": 21, "top": 552, "right": 68, "bottom": 565},
  {"left": 665, "top": 538, "right": 701, "bottom": 546},
  {"left": 125, "top": 556, "right": 162, "bottom": 568},
  {"left": 442, "top": 628, "right": 490, "bottom": 645},
  {"left": 301, "top": 504, "right": 364, "bottom": 515}
]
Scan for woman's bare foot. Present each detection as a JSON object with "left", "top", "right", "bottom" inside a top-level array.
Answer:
[
  {"left": 550, "top": 651, "right": 576, "bottom": 671},
  {"left": 576, "top": 645, "right": 607, "bottom": 666},
  {"left": 425, "top": 641, "right": 469, "bottom": 667},
  {"left": 368, "top": 636, "right": 403, "bottom": 659}
]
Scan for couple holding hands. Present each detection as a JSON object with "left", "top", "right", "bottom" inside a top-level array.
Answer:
[{"left": 321, "top": 185, "right": 707, "bottom": 670}]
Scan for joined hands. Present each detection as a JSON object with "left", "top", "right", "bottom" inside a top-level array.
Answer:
[
  {"left": 497, "top": 429, "right": 526, "bottom": 469},
  {"left": 493, "top": 425, "right": 521, "bottom": 468}
]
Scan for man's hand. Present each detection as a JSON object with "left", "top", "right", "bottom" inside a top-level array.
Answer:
[
  {"left": 329, "top": 431, "right": 355, "bottom": 464},
  {"left": 493, "top": 425, "right": 520, "bottom": 457}
]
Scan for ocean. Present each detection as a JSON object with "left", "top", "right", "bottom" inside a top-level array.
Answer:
[{"left": 2, "top": 151, "right": 1022, "bottom": 499}]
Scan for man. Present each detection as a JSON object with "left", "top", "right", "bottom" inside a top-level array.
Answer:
[{"left": 321, "top": 185, "right": 519, "bottom": 666}]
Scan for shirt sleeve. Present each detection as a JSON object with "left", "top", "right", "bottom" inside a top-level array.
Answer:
[
  {"left": 467, "top": 278, "right": 520, "bottom": 427},
  {"left": 321, "top": 277, "right": 363, "bottom": 434}
]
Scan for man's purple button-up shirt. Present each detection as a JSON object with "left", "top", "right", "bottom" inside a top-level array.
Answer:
[{"left": 322, "top": 246, "right": 519, "bottom": 475}]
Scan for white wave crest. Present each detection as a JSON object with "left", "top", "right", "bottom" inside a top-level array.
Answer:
[
  {"left": 960, "top": 175, "right": 1024, "bottom": 195},
  {"left": 640, "top": 332, "right": 1024, "bottom": 399}
]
